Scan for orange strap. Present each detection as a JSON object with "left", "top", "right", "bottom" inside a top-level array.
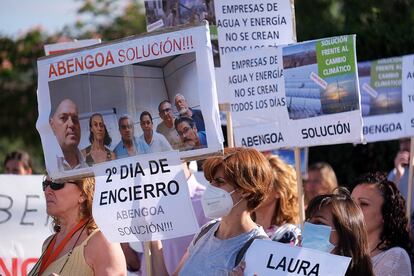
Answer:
[{"left": 39, "top": 219, "right": 88, "bottom": 274}]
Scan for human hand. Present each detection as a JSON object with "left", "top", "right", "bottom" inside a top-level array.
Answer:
[{"left": 230, "top": 261, "right": 245, "bottom": 276}]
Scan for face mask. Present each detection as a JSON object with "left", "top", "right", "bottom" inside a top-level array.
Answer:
[
  {"left": 201, "top": 184, "right": 240, "bottom": 219},
  {"left": 301, "top": 222, "right": 335, "bottom": 253}
]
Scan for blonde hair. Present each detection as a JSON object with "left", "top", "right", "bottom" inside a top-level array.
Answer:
[
  {"left": 52, "top": 177, "right": 98, "bottom": 235},
  {"left": 267, "top": 155, "right": 299, "bottom": 225},
  {"left": 203, "top": 147, "right": 273, "bottom": 211}
]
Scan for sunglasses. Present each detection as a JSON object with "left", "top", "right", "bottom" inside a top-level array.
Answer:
[{"left": 42, "top": 180, "right": 77, "bottom": 191}]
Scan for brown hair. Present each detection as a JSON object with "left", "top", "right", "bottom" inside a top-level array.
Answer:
[
  {"left": 267, "top": 155, "right": 299, "bottom": 225},
  {"left": 52, "top": 177, "right": 98, "bottom": 235},
  {"left": 306, "top": 189, "right": 374, "bottom": 276},
  {"left": 203, "top": 147, "right": 273, "bottom": 211},
  {"left": 306, "top": 162, "right": 338, "bottom": 203}
]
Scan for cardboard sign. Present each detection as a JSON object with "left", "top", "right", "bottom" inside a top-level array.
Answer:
[
  {"left": 92, "top": 151, "right": 199, "bottom": 242},
  {"left": 36, "top": 23, "right": 223, "bottom": 181},
  {"left": 223, "top": 35, "right": 362, "bottom": 150},
  {"left": 244, "top": 240, "right": 351, "bottom": 276},
  {"left": 0, "top": 175, "right": 51, "bottom": 276},
  {"left": 44, "top": 39, "right": 102, "bottom": 56},
  {"left": 359, "top": 55, "right": 414, "bottom": 142}
]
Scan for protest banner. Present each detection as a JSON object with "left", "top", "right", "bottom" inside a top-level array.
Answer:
[
  {"left": 44, "top": 39, "right": 102, "bottom": 56},
  {"left": 221, "top": 35, "right": 362, "bottom": 151},
  {"left": 359, "top": 55, "right": 414, "bottom": 142},
  {"left": 36, "top": 22, "right": 223, "bottom": 181},
  {"left": 244, "top": 239, "right": 351, "bottom": 276},
  {"left": 92, "top": 151, "right": 199, "bottom": 242},
  {"left": 143, "top": 1, "right": 296, "bottom": 102},
  {"left": 0, "top": 175, "right": 51, "bottom": 276}
]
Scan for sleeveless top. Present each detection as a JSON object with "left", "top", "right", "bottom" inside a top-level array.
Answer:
[
  {"left": 371, "top": 247, "right": 412, "bottom": 276},
  {"left": 84, "top": 145, "right": 112, "bottom": 166},
  {"left": 39, "top": 229, "right": 99, "bottom": 276}
]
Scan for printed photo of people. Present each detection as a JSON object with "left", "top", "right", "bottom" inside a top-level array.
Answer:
[
  {"left": 47, "top": 52, "right": 208, "bottom": 172},
  {"left": 358, "top": 59, "right": 403, "bottom": 117},
  {"left": 283, "top": 38, "right": 360, "bottom": 120},
  {"left": 144, "top": 0, "right": 220, "bottom": 66}
]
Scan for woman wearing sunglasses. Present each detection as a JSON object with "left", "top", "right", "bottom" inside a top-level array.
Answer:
[{"left": 29, "top": 177, "right": 126, "bottom": 276}]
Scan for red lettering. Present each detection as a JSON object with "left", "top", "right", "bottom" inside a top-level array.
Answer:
[
  {"left": 57, "top": 61, "right": 66, "bottom": 76},
  {"left": 95, "top": 52, "right": 104, "bottom": 67},
  {"left": 48, "top": 64, "right": 58, "bottom": 78},
  {"left": 66, "top": 58, "right": 74, "bottom": 74},
  {"left": 85, "top": 55, "right": 94, "bottom": 69},
  {"left": 75, "top": 57, "right": 84, "bottom": 71},
  {"left": 22, "top": 258, "right": 38, "bottom": 276},
  {"left": 118, "top": 49, "right": 126, "bottom": 63},
  {"left": 106, "top": 51, "right": 115, "bottom": 66}
]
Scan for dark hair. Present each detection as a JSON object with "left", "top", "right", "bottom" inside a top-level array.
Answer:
[
  {"left": 174, "top": 116, "right": 195, "bottom": 130},
  {"left": 140, "top": 111, "right": 153, "bottom": 123},
  {"left": 158, "top": 100, "right": 171, "bottom": 112},
  {"left": 3, "top": 150, "right": 33, "bottom": 171},
  {"left": 88, "top": 113, "right": 112, "bottom": 146},
  {"left": 353, "top": 172, "right": 414, "bottom": 264},
  {"left": 306, "top": 188, "right": 374, "bottom": 276}
]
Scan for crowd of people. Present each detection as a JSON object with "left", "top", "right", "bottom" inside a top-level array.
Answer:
[
  {"left": 3, "top": 136, "right": 414, "bottom": 275},
  {"left": 49, "top": 93, "right": 207, "bottom": 172}
]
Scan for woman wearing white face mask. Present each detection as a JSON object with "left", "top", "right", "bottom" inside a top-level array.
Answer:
[
  {"left": 305, "top": 188, "right": 374, "bottom": 276},
  {"left": 173, "top": 147, "right": 273, "bottom": 276}
]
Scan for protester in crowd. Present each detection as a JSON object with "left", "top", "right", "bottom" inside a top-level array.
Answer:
[
  {"left": 305, "top": 189, "right": 374, "bottom": 276},
  {"left": 114, "top": 115, "right": 146, "bottom": 158},
  {"left": 253, "top": 154, "right": 300, "bottom": 244},
  {"left": 304, "top": 162, "right": 338, "bottom": 206},
  {"left": 138, "top": 111, "right": 172, "bottom": 153},
  {"left": 352, "top": 172, "right": 413, "bottom": 275},
  {"left": 50, "top": 98, "right": 87, "bottom": 171},
  {"left": 174, "top": 117, "right": 207, "bottom": 151},
  {"left": 173, "top": 147, "right": 272, "bottom": 275},
  {"left": 144, "top": 163, "right": 209, "bottom": 276},
  {"left": 156, "top": 100, "right": 182, "bottom": 150},
  {"left": 388, "top": 137, "right": 413, "bottom": 212},
  {"left": 3, "top": 150, "right": 33, "bottom": 174},
  {"left": 174, "top": 93, "right": 205, "bottom": 132},
  {"left": 29, "top": 176, "right": 126, "bottom": 276},
  {"left": 82, "top": 113, "right": 115, "bottom": 166}
]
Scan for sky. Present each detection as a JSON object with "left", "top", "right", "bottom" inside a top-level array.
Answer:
[
  {"left": 0, "top": 0, "right": 132, "bottom": 38},
  {"left": 0, "top": 0, "right": 82, "bottom": 37}
]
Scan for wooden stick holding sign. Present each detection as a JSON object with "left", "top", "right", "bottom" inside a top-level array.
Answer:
[
  {"left": 294, "top": 147, "right": 306, "bottom": 228},
  {"left": 219, "top": 103, "right": 234, "bottom": 148},
  {"left": 406, "top": 137, "right": 414, "bottom": 222},
  {"left": 144, "top": 242, "right": 152, "bottom": 276}
]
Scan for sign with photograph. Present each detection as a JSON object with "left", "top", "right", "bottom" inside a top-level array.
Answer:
[
  {"left": 223, "top": 35, "right": 362, "bottom": 150},
  {"left": 36, "top": 23, "right": 223, "bottom": 181},
  {"left": 92, "top": 151, "right": 199, "bottom": 242},
  {"left": 359, "top": 55, "right": 414, "bottom": 142},
  {"left": 143, "top": 0, "right": 296, "bottom": 104},
  {"left": 244, "top": 240, "right": 351, "bottom": 276}
]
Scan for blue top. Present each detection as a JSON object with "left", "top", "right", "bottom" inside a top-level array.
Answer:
[
  {"left": 179, "top": 221, "right": 267, "bottom": 276},
  {"left": 197, "top": 131, "right": 207, "bottom": 148},
  {"left": 113, "top": 137, "right": 146, "bottom": 159}
]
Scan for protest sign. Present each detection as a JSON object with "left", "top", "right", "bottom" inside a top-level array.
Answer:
[
  {"left": 143, "top": 0, "right": 296, "bottom": 105},
  {"left": 244, "top": 240, "right": 351, "bottom": 276},
  {"left": 36, "top": 22, "right": 223, "bottom": 181},
  {"left": 359, "top": 55, "right": 414, "bottom": 142},
  {"left": 0, "top": 175, "right": 51, "bottom": 276},
  {"left": 222, "top": 35, "right": 362, "bottom": 150},
  {"left": 44, "top": 39, "right": 101, "bottom": 56},
  {"left": 92, "top": 151, "right": 199, "bottom": 242}
]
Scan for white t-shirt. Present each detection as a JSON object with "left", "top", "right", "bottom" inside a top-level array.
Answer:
[{"left": 372, "top": 247, "right": 411, "bottom": 276}]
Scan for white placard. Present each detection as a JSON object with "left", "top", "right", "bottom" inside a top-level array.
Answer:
[
  {"left": 44, "top": 39, "right": 102, "bottom": 56},
  {"left": 359, "top": 55, "right": 414, "bottom": 142},
  {"left": 36, "top": 23, "right": 223, "bottom": 181},
  {"left": 244, "top": 240, "right": 351, "bottom": 276},
  {"left": 224, "top": 35, "right": 362, "bottom": 150},
  {"left": 0, "top": 175, "right": 51, "bottom": 276},
  {"left": 92, "top": 151, "right": 199, "bottom": 242}
]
